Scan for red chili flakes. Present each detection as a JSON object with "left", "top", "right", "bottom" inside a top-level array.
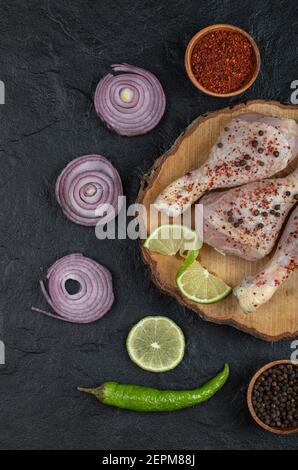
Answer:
[
  {"left": 185, "top": 184, "right": 194, "bottom": 192},
  {"left": 191, "top": 30, "right": 256, "bottom": 94},
  {"left": 286, "top": 259, "right": 298, "bottom": 273}
]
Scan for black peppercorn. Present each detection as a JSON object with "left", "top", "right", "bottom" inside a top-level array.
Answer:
[
  {"left": 258, "top": 130, "right": 264, "bottom": 136},
  {"left": 274, "top": 204, "right": 281, "bottom": 210},
  {"left": 273, "top": 150, "right": 280, "bottom": 157},
  {"left": 257, "top": 223, "right": 264, "bottom": 229},
  {"left": 258, "top": 148, "right": 264, "bottom": 153},
  {"left": 244, "top": 154, "right": 251, "bottom": 160},
  {"left": 285, "top": 191, "right": 291, "bottom": 197},
  {"left": 245, "top": 165, "right": 251, "bottom": 170},
  {"left": 217, "top": 142, "right": 223, "bottom": 148},
  {"left": 254, "top": 209, "right": 260, "bottom": 216},
  {"left": 294, "top": 194, "right": 298, "bottom": 201},
  {"left": 252, "top": 140, "right": 258, "bottom": 147},
  {"left": 252, "top": 363, "right": 298, "bottom": 430}
]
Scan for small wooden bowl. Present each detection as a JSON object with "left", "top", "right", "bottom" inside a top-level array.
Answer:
[
  {"left": 185, "top": 24, "right": 261, "bottom": 98},
  {"left": 247, "top": 360, "right": 298, "bottom": 435}
]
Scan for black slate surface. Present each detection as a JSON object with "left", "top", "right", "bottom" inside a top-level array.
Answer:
[{"left": 0, "top": 0, "right": 297, "bottom": 450}]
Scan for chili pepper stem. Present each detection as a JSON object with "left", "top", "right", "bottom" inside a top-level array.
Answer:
[{"left": 77, "top": 386, "right": 97, "bottom": 396}]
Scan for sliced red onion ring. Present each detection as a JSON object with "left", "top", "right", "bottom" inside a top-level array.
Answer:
[
  {"left": 94, "top": 64, "right": 166, "bottom": 136},
  {"left": 55, "top": 154, "right": 123, "bottom": 226},
  {"left": 33, "top": 254, "right": 114, "bottom": 323}
]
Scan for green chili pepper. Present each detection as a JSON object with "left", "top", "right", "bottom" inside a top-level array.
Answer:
[{"left": 78, "top": 363, "right": 229, "bottom": 412}]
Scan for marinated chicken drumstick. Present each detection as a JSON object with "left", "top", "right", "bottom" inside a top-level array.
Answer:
[
  {"left": 200, "top": 167, "right": 298, "bottom": 261},
  {"left": 155, "top": 114, "right": 298, "bottom": 217},
  {"left": 234, "top": 205, "right": 298, "bottom": 313}
]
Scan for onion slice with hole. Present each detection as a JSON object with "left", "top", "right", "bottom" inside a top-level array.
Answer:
[
  {"left": 55, "top": 154, "right": 123, "bottom": 226},
  {"left": 94, "top": 64, "right": 166, "bottom": 136},
  {"left": 33, "top": 254, "right": 114, "bottom": 323}
]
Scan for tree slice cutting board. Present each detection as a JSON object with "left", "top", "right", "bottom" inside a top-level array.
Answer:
[{"left": 137, "top": 100, "right": 298, "bottom": 342}]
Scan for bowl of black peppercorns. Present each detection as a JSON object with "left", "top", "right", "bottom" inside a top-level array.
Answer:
[{"left": 247, "top": 360, "right": 298, "bottom": 434}]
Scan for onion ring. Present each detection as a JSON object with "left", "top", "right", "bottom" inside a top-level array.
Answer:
[
  {"left": 55, "top": 154, "right": 123, "bottom": 226},
  {"left": 33, "top": 254, "right": 114, "bottom": 323},
  {"left": 94, "top": 64, "right": 166, "bottom": 136}
]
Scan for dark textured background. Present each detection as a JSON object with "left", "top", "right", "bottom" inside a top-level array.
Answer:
[{"left": 0, "top": 0, "right": 297, "bottom": 450}]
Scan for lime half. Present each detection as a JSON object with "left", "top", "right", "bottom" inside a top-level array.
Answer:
[
  {"left": 144, "top": 224, "right": 202, "bottom": 256},
  {"left": 126, "top": 316, "right": 185, "bottom": 372},
  {"left": 176, "top": 252, "right": 232, "bottom": 304}
]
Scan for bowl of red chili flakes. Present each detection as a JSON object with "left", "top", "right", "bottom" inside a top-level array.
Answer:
[{"left": 185, "top": 24, "right": 260, "bottom": 97}]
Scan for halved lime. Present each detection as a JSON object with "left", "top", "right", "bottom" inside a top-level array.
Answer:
[
  {"left": 126, "top": 316, "right": 185, "bottom": 372},
  {"left": 144, "top": 224, "right": 202, "bottom": 256},
  {"left": 176, "top": 252, "right": 232, "bottom": 304}
]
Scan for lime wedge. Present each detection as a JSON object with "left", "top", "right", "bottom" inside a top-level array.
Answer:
[
  {"left": 144, "top": 224, "right": 202, "bottom": 256},
  {"left": 126, "top": 316, "right": 185, "bottom": 372},
  {"left": 176, "top": 251, "right": 232, "bottom": 304}
]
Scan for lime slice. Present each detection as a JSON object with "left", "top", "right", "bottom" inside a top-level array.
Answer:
[
  {"left": 126, "top": 316, "right": 185, "bottom": 372},
  {"left": 144, "top": 224, "right": 202, "bottom": 256},
  {"left": 176, "top": 252, "right": 232, "bottom": 304}
]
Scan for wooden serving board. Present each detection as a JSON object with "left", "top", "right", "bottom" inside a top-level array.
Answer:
[{"left": 137, "top": 100, "right": 298, "bottom": 342}]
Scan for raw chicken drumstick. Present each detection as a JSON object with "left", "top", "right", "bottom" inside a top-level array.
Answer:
[
  {"left": 155, "top": 114, "right": 298, "bottom": 217},
  {"left": 234, "top": 205, "right": 298, "bottom": 313},
  {"left": 201, "top": 166, "right": 298, "bottom": 261}
]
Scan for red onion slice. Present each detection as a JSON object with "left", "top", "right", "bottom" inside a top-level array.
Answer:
[
  {"left": 94, "top": 64, "right": 166, "bottom": 136},
  {"left": 33, "top": 254, "right": 114, "bottom": 323},
  {"left": 55, "top": 154, "right": 123, "bottom": 226}
]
